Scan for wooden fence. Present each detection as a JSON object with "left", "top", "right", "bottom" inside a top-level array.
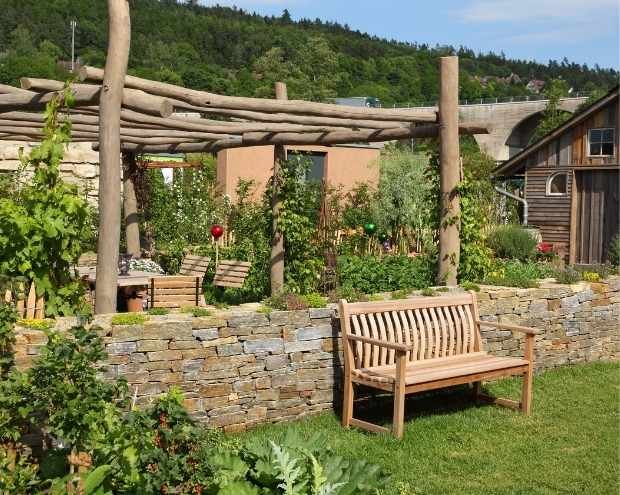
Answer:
[{"left": 3, "top": 282, "right": 45, "bottom": 319}]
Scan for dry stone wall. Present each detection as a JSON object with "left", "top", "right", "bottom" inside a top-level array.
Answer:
[
  {"left": 0, "top": 141, "right": 100, "bottom": 202},
  {"left": 14, "top": 278, "right": 619, "bottom": 431}
]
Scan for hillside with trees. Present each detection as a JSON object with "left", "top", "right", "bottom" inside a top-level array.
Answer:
[{"left": 0, "top": 0, "right": 617, "bottom": 105}]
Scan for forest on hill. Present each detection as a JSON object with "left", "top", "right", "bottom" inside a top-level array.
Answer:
[{"left": 0, "top": 0, "right": 617, "bottom": 105}]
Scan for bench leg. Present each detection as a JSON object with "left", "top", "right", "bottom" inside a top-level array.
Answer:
[
  {"left": 342, "top": 373, "right": 354, "bottom": 428},
  {"left": 392, "top": 353, "right": 406, "bottom": 439},
  {"left": 472, "top": 381, "right": 481, "bottom": 402},
  {"left": 392, "top": 386, "right": 405, "bottom": 439},
  {"left": 521, "top": 364, "right": 533, "bottom": 415}
]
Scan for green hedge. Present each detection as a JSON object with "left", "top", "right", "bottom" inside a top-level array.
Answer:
[{"left": 337, "top": 255, "right": 435, "bottom": 294}]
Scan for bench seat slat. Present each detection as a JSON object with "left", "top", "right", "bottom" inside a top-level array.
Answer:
[{"left": 352, "top": 354, "right": 528, "bottom": 386}]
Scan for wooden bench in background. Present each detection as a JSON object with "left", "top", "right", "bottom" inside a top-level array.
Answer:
[
  {"left": 149, "top": 276, "right": 201, "bottom": 309},
  {"left": 179, "top": 255, "right": 211, "bottom": 279},
  {"left": 339, "top": 292, "right": 538, "bottom": 438},
  {"left": 213, "top": 260, "right": 252, "bottom": 289}
]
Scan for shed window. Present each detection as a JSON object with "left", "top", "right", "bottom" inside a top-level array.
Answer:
[
  {"left": 546, "top": 172, "right": 568, "bottom": 195},
  {"left": 588, "top": 128, "right": 614, "bottom": 156}
]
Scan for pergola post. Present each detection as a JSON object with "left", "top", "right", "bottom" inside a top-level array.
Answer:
[
  {"left": 123, "top": 152, "right": 141, "bottom": 258},
  {"left": 270, "top": 81, "right": 287, "bottom": 295},
  {"left": 437, "top": 56, "right": 461, "bottom": 286},
  {"left": 95, "top": 0, "right": 131, "bottom": 314}
]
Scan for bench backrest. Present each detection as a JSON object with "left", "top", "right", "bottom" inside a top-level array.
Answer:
[
  {"left": 179, "top": 255, "right": 211, "bottom": 278},
  {"left": 339, "top": 292, "right": 482, "bottom": 369},
  {"left": 149, "top": 276, "right": 201, "bottom": 308},
  {"left": 213, "top": 260, "right": 252, "bottom": 288}
]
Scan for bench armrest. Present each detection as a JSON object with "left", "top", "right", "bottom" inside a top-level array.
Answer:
[
  {"left": 476, "top": 320, "right": 540, "bottom": 335},
  {"left": 345, "top": 334, "right": 412, "bottom": 353}
]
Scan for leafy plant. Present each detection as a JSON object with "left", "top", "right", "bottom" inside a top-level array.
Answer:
[
  {"left": 110, "top": 313, "right": 148, "bottom": 326},
  {"left": 0, "top": 304, "right": 18, "bottom": 377},
  {"left": 0, "top": 87, "right": 89, "bottom": 316},
  {"left": 487, "top": 225, "right": 538, "bottom": 261},
  {"left": 608, "top": 234, "right": 620, "bottom": 267},
  {"left": 482, "top": 259, "right": 556, "bottom": 288},
  {"left": 209, "top": 431, "right": 389, "bottom": 494},
  {"left": 580, "top": 271, "right": 600, "bottom": 282},
  {"left": 29, "top": 326, "right": 128, "bottom": 454},
  {"left": 0, "top": 445, "right": 40, "bottom": 494}
]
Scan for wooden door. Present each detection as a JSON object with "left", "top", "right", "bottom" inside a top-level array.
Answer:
[{"left": 574, "top": 170, "right": 619, "bottom": 264}]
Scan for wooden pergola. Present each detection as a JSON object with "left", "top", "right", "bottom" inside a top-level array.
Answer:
[{"left": 0, "top": 1, "right": 488, "bottom": 313}]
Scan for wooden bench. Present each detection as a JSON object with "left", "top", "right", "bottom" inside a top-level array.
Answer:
[
  {"left": 149, "top": 276, "right": 201, "bottom": 308},
  {"left": 179, "top": 255, "right": 211, "bottom": 279},
  {"left": 339, "top": 292, "right": 539, "bottom": 438},
  {"left": 213, "top": 260, "right": 252, "bottom": 289}
]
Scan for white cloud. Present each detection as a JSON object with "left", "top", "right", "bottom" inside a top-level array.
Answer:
[{"left": 456, "top": 0, "right": 618, "bottom": 23}]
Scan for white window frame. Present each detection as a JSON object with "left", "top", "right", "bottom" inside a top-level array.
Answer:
[
  {"left": 587, "top": 127, "right": 615, "bottom": 157},
  {"left": 546, "top": 171, "right": 568, "bottom": 196}
]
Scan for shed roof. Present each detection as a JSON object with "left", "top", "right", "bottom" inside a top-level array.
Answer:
[{"left": 494, "top": 85, "right": 619, "bottom": 178}]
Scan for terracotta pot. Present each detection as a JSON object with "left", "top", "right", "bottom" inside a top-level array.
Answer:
[{"left": 126, "top": 293, "right": 145, "bottom": 312}]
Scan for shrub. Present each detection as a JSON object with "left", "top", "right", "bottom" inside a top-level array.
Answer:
[
  {"left": 609, "top": 234, "right": 620, "bottom": 266},
  {"left": 487, "top": 225, "right": 538, "bottom": 261},
  {"left": 420, "top": 288, "right": 437, "bottom": 296},
  {"left": 581, "top": 271, "right": 600, "bottom": 282},
  {"left": 328, "top": 285, "right": 368, "bottom": 303},
  {"left": 337, "top": 254, "right": 435, "bottom": 294},
  {"left": 555, "top": 266, "right": 582, "bottom": 285},
  {"left": 146, "top": 307, "right": 169, "bottom": 316},
  {"left": 460, "top": 281, "right": 481, "bottom": 292},
  {"left": 299, "top": 293, "right": 327, "bottom": 308},
  {"left": 481, "top": 259, "right": 555, "bottom": 288},
  {"left": 110, "top": 313, "right": 148, "bottom": 326},
  {"left": 391, "top": 288, "right": 412, "bottom": 300}
]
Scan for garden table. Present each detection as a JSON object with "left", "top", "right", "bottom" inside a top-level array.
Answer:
[{"left": 77, "top": 267, "right": 165, "bottom": 312}]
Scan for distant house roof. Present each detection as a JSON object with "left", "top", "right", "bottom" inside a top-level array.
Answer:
[{"left": 494, "top": 85, "right": 619, "bottom": 178}]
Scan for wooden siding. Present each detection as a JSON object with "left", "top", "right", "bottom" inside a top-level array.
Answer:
[
  {"left": 525, "top": 167, "right": 572, "bottom": 245},
  {"left": 573, "top": 170, "right": 620, "bottom": 264},
  {"left": 528, "top": 98, "right": 618, "bottom": 169}
]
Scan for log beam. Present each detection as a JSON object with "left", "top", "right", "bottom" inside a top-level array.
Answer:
[
  {"left": 437, "top": 56, "right": 461, "bottom": 286},
  {"left": 123, "top": 153, "right": 141, "bottom": 258},
  {"left": 271, "top": 82, "right": 287, "bottom": 296},
  {"left": 95, "top": 0, "right": 131, "bottom": 315},
  {"left": 79, "top": 66, "right": 437, "bottom": 123}
]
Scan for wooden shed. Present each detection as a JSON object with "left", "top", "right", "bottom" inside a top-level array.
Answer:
[{"left": 495, "top": 86, "right": 619, "bottom": 264}]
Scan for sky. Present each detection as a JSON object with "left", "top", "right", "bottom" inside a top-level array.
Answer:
[{"left": 199, "top": 0, "right": 620, "bottom": 69}]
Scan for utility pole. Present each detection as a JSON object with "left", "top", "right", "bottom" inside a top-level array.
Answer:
[{"left": 70, "top": 20, "right": 77, "bottom": 71}]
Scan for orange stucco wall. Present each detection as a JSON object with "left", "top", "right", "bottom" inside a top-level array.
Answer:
[{"left": 217, "top": 145, "right": 381, "bottom": 201}]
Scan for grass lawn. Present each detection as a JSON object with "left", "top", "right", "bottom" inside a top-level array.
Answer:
[{"left": 238, "top": 361, "right": 619, "bottom": 495}]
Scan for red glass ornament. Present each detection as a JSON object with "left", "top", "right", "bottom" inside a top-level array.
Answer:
[{"left": 210, "top": 224, "right": 224, "bottom": 239}]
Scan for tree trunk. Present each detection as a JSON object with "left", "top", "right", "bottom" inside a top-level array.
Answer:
[
  {"left": 95, "top": 0, "right": 131, "bottom": 314},
  {"left": 270, "top": 82, "right": 287, "bottom": 295},
  {"left": 437, "top": 56, "right": 461, "bottom": 286},
  {"left": 123, "top": 153, "right": 141, "bottom": 258}
]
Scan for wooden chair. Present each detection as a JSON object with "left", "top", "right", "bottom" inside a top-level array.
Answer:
[
  {"left": 179, "top": 255, "right": 211, "bottom": 279},
  {"left": 213, "top": 260, "right": 252, "bottom": 289},
  {"left": 149, "top": 276, "right": 201, "bottom": 309},
  {"left": 339, "top": 292, "right": 538, "bottom": 439}
]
